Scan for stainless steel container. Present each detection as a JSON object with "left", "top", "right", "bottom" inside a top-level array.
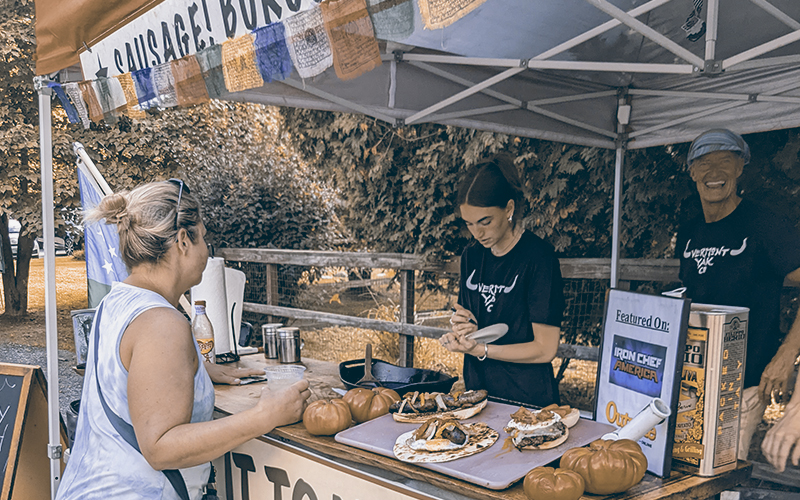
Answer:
[
  {"left": 261, "top": 323, "right": 283, "bottom": 359},
  {"left": 277, "top": 327, "right": 303, "bottom": 364}
]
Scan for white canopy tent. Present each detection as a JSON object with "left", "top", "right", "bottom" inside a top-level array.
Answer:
[{"left": 33, "top": 0, "right": 800, "bottom": 495}]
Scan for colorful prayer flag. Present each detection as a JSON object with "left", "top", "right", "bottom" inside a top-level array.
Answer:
[
  {"left": 48, "top": 82, "right": 80, "bottom": 124},
  {"left": 196, "top": 44, "right": 228, "bottom": 99},
  {"left": 77, "top": 165, "right": 129, "bottom": 307},
  {"left": 115, "top": 73, "right": 146, "bottom": 119},
  {"left": 131, "top": 67, "right": 159, "bottom": 109},
  {"left": 418, "top": 0, "right": 487, "bottom": 30},
  {"left": 171, "top": 56, "right": 210, "bottom": 106},
  {"left": 321, "top": 0, "right": 382, "bottom": 81},
  {"left": 221, "top": 34, "right": 265, "bottom": 93},
  {"left": 152, "top": 63, "right": 179, "bottom": 108},
  {"left": 367, "top": 0, "right": 414, "bottom": 41},
  {"left": 253, "top": 23, "right": 293, "bottom": 83},
  {"left": 64, "top": 83, "right": 91, "bottom": 129},
  {"left": 283, "top": 7, "right": 334, "bottom": 79},
  {"left": 79, "top": 81, "right": 104, "bottom": 123}
]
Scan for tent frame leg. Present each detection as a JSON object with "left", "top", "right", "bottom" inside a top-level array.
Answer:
[{"left": 35, "top": 76, "right": 61, "bottom": 498}]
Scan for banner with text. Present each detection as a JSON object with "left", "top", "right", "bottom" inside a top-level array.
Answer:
[
  {"left": 594, "top": 289, "right": 690, "bottom": 477},
  {"left": 80, "top": 0, "right": 320, "bottom": 78}
]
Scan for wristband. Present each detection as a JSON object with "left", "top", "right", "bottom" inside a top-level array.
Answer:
[{"left": 477, "top": 343, "right": 488, "bottom": 361}]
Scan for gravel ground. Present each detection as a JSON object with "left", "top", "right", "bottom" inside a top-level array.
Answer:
[{"left": 0, "top": 342, "right": 85, "bottom": 425}]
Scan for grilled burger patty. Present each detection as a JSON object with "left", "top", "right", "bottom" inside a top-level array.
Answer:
[{"left": 514, "top": 421, "right": 566, "bottom": 448}]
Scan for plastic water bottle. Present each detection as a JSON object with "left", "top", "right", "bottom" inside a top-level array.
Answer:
[{"left": 192, "top": 300, "right": 215, "bottom": 364}]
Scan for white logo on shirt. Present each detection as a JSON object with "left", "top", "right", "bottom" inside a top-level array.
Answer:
[
  {"left": 683, "top": 238, "right": 747, "bottom": 274},
  {"left": 465, "top": 270, "right": 518, "bottom": 312}
]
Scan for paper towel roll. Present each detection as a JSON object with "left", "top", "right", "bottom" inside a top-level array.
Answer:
[{"left": 191, "top": 257, "right": 232, "bottom": 355}]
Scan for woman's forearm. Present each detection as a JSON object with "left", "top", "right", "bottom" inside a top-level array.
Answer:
[{"left": 468, "top": 323, "right": 561, "bottom": 364}]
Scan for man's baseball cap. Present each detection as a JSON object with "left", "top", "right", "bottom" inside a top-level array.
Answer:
[{"left": 687, "top": 129, "right": 751, "bottom": 165}]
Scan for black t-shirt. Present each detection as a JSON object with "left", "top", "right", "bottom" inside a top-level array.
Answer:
[
  {"left": 677, "top": 199, "right": 800, "bottom": 387},
  {"left": 458, "top": 231, "right": 565, "bottom": 407}
]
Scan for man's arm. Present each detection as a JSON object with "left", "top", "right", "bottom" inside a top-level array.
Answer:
[{"left": 759, "top": 267, "right": 800, "bottom": 400}]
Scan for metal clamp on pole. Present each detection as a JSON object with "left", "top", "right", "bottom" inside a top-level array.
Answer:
[{"left": 48, "top": 444, "right": 63, "bottom": 460}]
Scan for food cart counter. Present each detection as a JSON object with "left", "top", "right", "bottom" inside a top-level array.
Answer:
[{"left": 212, "top": 355, "right": 750, "bottom": 500}]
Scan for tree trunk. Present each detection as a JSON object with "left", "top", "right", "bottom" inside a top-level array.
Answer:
[{"left": 0, "top": 214, "right": 32, "bottom": 317}]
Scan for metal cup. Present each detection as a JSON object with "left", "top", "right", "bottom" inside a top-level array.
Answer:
[
  {"left": 277, "top": 327, "right": 304, "bottom": 364},
  {"left": 262, "top": 323, "right": 283, "bottom": 359}
]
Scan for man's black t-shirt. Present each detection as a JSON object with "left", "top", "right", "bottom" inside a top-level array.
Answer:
[
  {"left": 459, "top": 231, "right": 565, "bottom": 407},
  {"left": 677, "top": 199, "right": 800, "bottom": 387}
]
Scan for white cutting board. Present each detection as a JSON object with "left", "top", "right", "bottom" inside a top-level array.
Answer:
[{"left": 335, "top": 401, "right": 614, "bottom": 490}]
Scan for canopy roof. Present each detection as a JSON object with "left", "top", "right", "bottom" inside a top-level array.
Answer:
[{"left": 35, "top": 0, "right": 800, "bottom": 149}]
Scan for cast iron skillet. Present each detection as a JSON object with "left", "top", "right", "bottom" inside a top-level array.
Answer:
[{"left": 339, "top": 358, "right": 457, "bottom": 395}]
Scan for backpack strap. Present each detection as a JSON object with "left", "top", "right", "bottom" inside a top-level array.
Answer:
[{"left": 92, "top": 302, "right": 191, "bottom": 500}]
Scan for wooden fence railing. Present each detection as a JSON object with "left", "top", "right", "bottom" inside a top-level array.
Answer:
[{"left": 217, "top": 248, "right": 687, "bottom": 367}]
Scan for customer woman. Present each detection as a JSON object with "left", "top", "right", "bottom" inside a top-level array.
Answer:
[
  {"left": 439, "top": 156, "right": 565, "bottom": 407},
  {"left": 57, "top": 180, "right": 310, "bottom": 500}
]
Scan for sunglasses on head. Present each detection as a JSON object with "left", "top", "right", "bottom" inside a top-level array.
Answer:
[{"left": 166, "top": 178, "right": 191, "bottom": 233}]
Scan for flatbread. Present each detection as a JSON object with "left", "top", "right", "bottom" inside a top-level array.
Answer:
[
  {"left": 392, "top": 398, "right": 488, "bottom": 424},
  {"left": 393, "top": 423, "right": 498, "bottom": 463}
]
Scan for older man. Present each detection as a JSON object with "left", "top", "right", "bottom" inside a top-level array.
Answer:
[{"left": 676, "top": 129, "right": 800, "bottom": 462}]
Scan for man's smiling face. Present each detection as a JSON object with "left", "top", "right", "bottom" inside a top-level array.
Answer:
[{"left": 689, "top": 150, "right": 744, "bottom": 206}]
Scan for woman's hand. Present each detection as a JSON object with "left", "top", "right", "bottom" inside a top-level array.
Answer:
[
  {"left": 255, "top": 379, "right": 312, "bottom": 428},
  {"left": 450, "top": 304, "right": 478, "bottom": 337},
  {"left": 205, "top": 362, "right": 266, "bottom": 385},
  {"left": 439, "top": 330, "right": 480, "bottom": 355}
]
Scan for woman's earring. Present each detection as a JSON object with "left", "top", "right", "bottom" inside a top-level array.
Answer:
[{"left": 508, "top": 215, "right": 513, "bottom": 223}]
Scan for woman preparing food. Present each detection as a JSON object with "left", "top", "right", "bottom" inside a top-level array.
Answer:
[
  {"left": 57, "top": 180, "right": 310, "bottom": 500},
  {"left": 439, "top": 156, "right": 565, "bottom": 407}
]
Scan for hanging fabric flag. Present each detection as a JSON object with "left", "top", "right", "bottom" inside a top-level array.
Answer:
[
  {"left": 221, "top": 34, "right": 265, "bottom": 93},
  {"left": 321, "top": 0, "right": 382, "bottom": 81},
  {"left": 367, "top": 0, "right": 414, "bottom": 41},
  {"left": 115, "top": 73, "right": 146, "bottom": 119},
  {"left": 132, "top": 67, "right": 159, "bottom": 109},
  {"left": 93, "top": 77, "right": 128, "bottom": 124},
  {"left": 47, "top": 82, "right": 80, "bottom": 124},
  {"left": 196, "top": 44, "right": 228, "bottom": 99},
  {"left": 283, "top": 7, "right": 333, "bottom": 79},
  {"left": 171, "top": 55, "right": 210, "bottom": 106},
  {"left": 253, "top": 23, "right": 293, "bottom": 83},
  {"left": 64, "top": 83, "right": 91, "bottom": 129},
  {"left": 418, "top": 0, "right": 487, "bottom": 30},
  {"left": 152, "top": 63, "right": 179, "bottom": 108},
  {"left": 79, "top": 81, "right": 104, "bottom": 123},
  {"left": 77, "top": 164, "right": 128, "bottom": 308}
]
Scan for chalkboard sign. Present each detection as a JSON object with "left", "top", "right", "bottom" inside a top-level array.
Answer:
[
  {"left": 0, "top": 374, "right": 24, "bottom": 488},
  {"left": 0, "top": 363, "right": 67, "bottom": 500}
]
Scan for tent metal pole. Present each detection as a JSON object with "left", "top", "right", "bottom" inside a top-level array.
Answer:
[
  {"left": 611, "top": 144, "right": 624, "bottom": 289},
  {"left": 405, "top": 66, "right": 524, "bottom": 125},
  {"left": 421, "top": 104, "right": 517, "bottom": 122},
  {"left": 749, "top": 0, "right": 800, "bottom": 30},
  {"left": 400, "top": 54, "right": 519, "bottom": 67},
  {"left": 525, "top": 102, "right": 617, "bottom": 138},
  {"left": 630, "top": 77, "right": 800, "bottom": 138},
  {"left": 584, "top": 0, "right": 705, "bottom": 68},
  {"left": 533, "top": 0, "right": 671, "bottom": 60},
  {"left": 724, "top": 29, "right": 800, "bottom": 69},
  {"left": 35, "top": 76, "right": 61, "bottom": 498},
  {"left": 279, "top": 79, "right": 396, "bottom": 123},
  {"left": 706, "top": 0, "right": 719, "bottom": 61},
  {"left": 526, "top": 60, "right": 694, "bottom": 74},
  {"left": 630, "top": 88, "right": 800, "bottom": 104}
]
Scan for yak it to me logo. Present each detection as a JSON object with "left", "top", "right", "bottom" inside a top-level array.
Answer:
[
  {"left": 465, "top": 270, "right": 518, "bottom": 312},
  {"left": 683, "top": 238, "right": 747, "bottom": 274}
]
